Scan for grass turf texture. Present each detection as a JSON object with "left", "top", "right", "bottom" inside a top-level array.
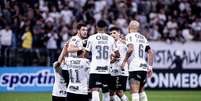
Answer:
[{"left": 0, "top": 91, "right": 201, "bottom": 101}]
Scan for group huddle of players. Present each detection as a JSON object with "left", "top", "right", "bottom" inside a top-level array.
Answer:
[{"left": 52, "top": 20, "right": 154, "bottom": 101}]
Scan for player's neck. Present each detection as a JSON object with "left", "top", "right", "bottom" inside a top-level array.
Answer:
[
  {"left": 76, "top": 33, "right": 83, "bottom": 39},
  {"left": 97, "top": 31, "right": 105, "bottom": 34},
  {"left": 118, "top": 39, "right": 125, "bottom": 44},
  {"left": 129, "top": 29, "right": 138, "bottom": 33},
  {"left": 115, "top": 37, "right": 120, "bottom": 42}
]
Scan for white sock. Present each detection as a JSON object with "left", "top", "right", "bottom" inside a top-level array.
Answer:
[
  {"left": 91, "top": 91, "right": 100, "bottom": 101},
  {"left": 111, "top": 95, "right": 121, "bottom": 101},
  {"left": 121, "top": 94, "right": 128, "bottom": 101},
  {"left": 139, "top": 92, "right": 148, "bottom": 101},
  {"left": 132, "top": 93, "right": 139, "bottom": 101},
  {"left": 102, "top": 92, "right": 110, "bottom": 101}
]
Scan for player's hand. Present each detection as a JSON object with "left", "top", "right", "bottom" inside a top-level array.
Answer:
[
  {"left": 147, "top": 66, "right": 153, "bottom": 78},
  {"left": 82, "top": 39, "right": 87, "bottom": 47},
  {"left": 53, "top": 61, "right": 62, "bottom": 74},
  {"left": 120, "top": 62, "right": 126, "bottom": 71},
  {"left": 53, "top": 61, "right": 61, "bottom": 68}
]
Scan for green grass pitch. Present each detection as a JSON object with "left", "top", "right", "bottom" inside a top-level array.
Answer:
[{"left": 0, "top": 91, "right": 201, "bottom": 101}]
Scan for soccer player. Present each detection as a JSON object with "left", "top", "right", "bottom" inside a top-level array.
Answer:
[
  {"left": 54, "top": 23, "right": 88, "bottom": 88},
  {"left": 67, "top": 23, "right": 88, "bottom": 57},
  {"left": 52, "top": 61, "right": 68, "bottom": 101},
  {"left": 85, "top": 20, "right": 120, "bottom": 101},
  {"left": 109, "top": 26, "right": 129, "bottom": 101},
  {"left": 63, "top": 50, "right": 90, "bottom": 101},
  {"left": 121, "top": 20, "right": 154, "bottom": 101},
  {"left": 54, "top": 23, "right": 88, "bottom": 68}
]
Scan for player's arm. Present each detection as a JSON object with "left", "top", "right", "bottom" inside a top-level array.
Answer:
[
  {"left": 110, "top": 38, "right": 120, "bottom": 63},
  {"left": 83, "top": 50, "right": 90, "bottom": 59},
  {"left": 84, "top": 37, "right": 91, "bottom": 59},
  {"left": 54, "top": 42, "right": 68, "bottom": 68},
  {"left": 121, "top": 35, "right": 133, "bottom": 69},
  {"left": 146, "top": 45, "right": 154, "bottom": 77},
  {"left": 67, "top": 43, "right": 83, "bottom": 52},
  {"left": 121, "top": 44, "right": 134, "bottom": 69},
  {"left": 114, "top": 50, "right": 120, "bottom": 58},
  {"left": 67, "top": 38, "right": 83, "bottom": 52},
  {"left": 58, "top": 42, "right": 68, "bottom": 63},
  {"left": 110, "top": 51, "right": 120, "bottom": 63},
  {"left": 53, "top": 61, "right": 62, "bottom": 75}
]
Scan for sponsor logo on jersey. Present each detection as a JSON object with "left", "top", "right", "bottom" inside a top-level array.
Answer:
[
  {"left": 69, "top": 85, "right": 79, "bottom": 91},
  {"left": 70, "top": 60, "right": 81, "bottom": 64},
  {"left": 139, "top": 63, "right": 148, "bottom": 69},
  {"left": 96, "top": 66, "right": 108, "bottom": 71},
  {"left": 59, "top": 90, "right": 68, "bottom": 94}
]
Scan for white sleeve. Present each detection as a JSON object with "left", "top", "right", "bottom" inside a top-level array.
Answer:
[
  {"left": 126, "top": 35, "right": 133, "bottom": 46},
  {"left": 69, "top": 37, "right": 82, "bottom": 48},
  {"left": 112, "top": 38, "right": 118, "bottom": 51},
  {"left": 62, "top": 57, "right": 69, "bottom": 70},
  {"left": 85, "top": 37, "right": 92, "bottom": 52},
  {"left": 145, "top": 38, "right": 149, "bottom": 46}
]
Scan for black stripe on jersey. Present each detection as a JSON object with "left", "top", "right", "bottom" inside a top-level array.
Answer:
[{"left": 145, "top": 45, "right": 151, "bottom": 52}]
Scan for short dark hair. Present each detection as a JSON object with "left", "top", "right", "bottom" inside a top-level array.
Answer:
[
  {"left": 109, "top": 26, "right": 120, "bottom": 32},
  {"left": 97, "top": 20, "right": 108, "bottom": 28},
  {"left": 77, "top": 50, "right": 84, "bottom": 56},
  {"left": 77, "top": 23, "right": 86, "bottom": 30}
]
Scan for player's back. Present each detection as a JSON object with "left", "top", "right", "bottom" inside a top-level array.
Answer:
[
  {"left": 86, "top": 33, "right": 117, "bottom": 74},
  {"left": 52, "top": 63, "right": 67, "bottom": 97},
  {"left": 126, "top": 32, "right": 149, "bottom": 71},
  {"left": 65, "top": 57, "right": 89, "bottom": 95}
]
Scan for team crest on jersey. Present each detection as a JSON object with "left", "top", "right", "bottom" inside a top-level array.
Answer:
[
  {"left": 96, "top": 36, "right": 101, "bottom": 40},
  {"left": 72, "top": 38, "right": 76, "bottom": 42}
]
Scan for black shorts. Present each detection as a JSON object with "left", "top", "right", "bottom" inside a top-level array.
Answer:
[
  {"left": 129, "top": 71, "right": 147, "bottom": 85},
  {"left": 109, "top": 75, "right": 128, "bottom": 91},
  {"left": 62, "top": 70, "right": 69, "bottom": 87},
  {"left": 89, "top": 74, "right": 110, "bottom": 90},
  {"left": 66, "top": 92, "right": 89, "bottom": 101},
  {"left": 52, "top": 96, "right": 66, "bottom": 101}
]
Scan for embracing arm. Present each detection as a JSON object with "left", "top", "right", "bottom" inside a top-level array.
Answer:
[
  {"left": 67, "top": 43, "right": 83, "bottom": 52},
  {"left": 146, "top": 46, "right": 154, "bottom": 77},
  {"left": 121, "top": 44, "right": 133, "bottom": 69}
]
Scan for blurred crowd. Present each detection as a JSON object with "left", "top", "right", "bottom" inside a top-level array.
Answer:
[{"left": 0, "top": 0, "right": 201, "bottom": 66}]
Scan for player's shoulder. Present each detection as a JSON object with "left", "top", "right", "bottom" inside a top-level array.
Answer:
[
  {"left": 88, "top": 34, "right": 97, "bottom": 40},
  {"left": 125, "top": 33, "right": 133, "bottom": 38},
  {"left": 81, "top": 58, "right": 90, "bottom": 63},
  {"left": 135, "top": 32, "right": 146, "bottom": 38},
  {"left": 65, "top": 56, "right": 74, "bottom": 61},
  {"left": 70, "top": 35, "right": 81, "bottom": 41},
  {"left": 105, "top": 34, "right": 115, "bottom": 41}
]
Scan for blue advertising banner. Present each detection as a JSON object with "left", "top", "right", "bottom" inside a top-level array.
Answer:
[
  {"left": 0, "top": 67, "right": 54, "bottom": 92},
  {"left": 0, "top": 67, "right": 200, "bottom": 92}
]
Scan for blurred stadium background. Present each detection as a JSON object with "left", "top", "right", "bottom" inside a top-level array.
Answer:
[{"left": 0, "top": 0, "right": 201, "bottom": 101}]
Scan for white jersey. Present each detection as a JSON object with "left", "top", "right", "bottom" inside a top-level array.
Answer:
[
  {"left": 68, "top": 35, "right": 83, "bottom": 57},
  {"left": 111, "top": 40, "right": 129, "bottom": 76},
  {"left": 52, "top": 64, "right": 68, "bottom": 97},
  {"left": 126, "top": 32, "right": 149, "bottom": 71},
  {"left": 85, "top": 33, "right": 118, "bottom": 74},
  {"left": 65, "top": 57, "right": 90, "bottom": 95}
]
